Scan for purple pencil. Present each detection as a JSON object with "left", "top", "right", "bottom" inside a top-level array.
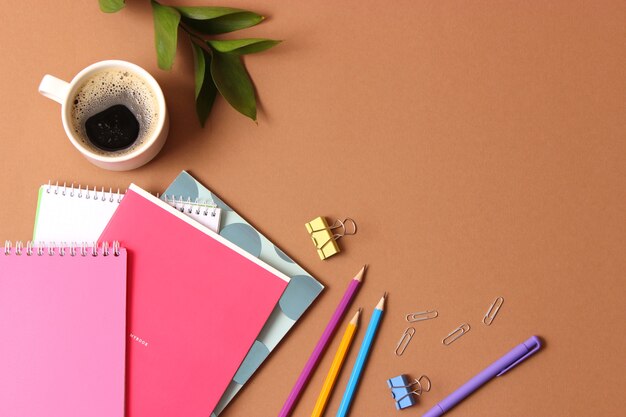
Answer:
[{"left": 278, "top": 265, "right": 366, "bottom": 417}]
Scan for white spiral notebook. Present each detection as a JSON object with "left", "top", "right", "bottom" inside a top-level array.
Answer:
[{"left": 33, "top": 182, "right": 222, "bottom": 243}]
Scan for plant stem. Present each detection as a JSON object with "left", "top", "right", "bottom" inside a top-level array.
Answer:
[{"left": 179, "top": 22, "right": 209, "bottom": 49}]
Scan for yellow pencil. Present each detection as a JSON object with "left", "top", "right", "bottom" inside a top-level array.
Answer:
[{"left": 311, "top": 309, "right": 361, "bottom": 417}]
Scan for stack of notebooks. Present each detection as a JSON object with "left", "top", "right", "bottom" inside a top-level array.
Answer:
[{"left": 1, "top": 171, "right": 323, "bottom": 417}]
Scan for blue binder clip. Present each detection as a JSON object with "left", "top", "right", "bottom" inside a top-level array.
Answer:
[{"left": 387, "top": 374, "right": 431, "bottom": 410}]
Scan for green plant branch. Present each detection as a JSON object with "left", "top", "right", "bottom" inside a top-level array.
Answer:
[{"left": 99, "top": 0, "right": 279, "bottom": 125}]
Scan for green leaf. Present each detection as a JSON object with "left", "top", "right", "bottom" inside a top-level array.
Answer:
[
  {"left": 99, "top": 0, "right": 125, "bottom": 13},
  {"left": 191, "top": 43, "right": 217, "bottom": 126},
  {"left": 151, "top": 1, "right": 181, "bottom": 70},
  {"left": 210, "top": 51, "right": 256, "bottom": 121},
  {"left": 177, "top": 6, "right": 257, "bottom": 20},
  {"left": 177, "top": 6, "right": 264, "bottom": 34},
  {"left": 207, "top": 39, "right": 281, "bottom": 55},
  {"left": 192, "top": 43, "right": 205, "bottom": 99}
]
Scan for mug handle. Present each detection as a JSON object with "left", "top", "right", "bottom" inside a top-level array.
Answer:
[{"left": 38, "top": 75, "right": 70, "bottom": 104}]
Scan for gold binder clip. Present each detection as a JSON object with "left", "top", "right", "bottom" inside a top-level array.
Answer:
[{"left": 305, "top": 217, "right": 357, "bottom": 260}]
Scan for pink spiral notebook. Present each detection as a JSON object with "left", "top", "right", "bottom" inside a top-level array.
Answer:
[
  {"left": 99, "top": 184, "right": 290, "bottom": 417},
  {"left": 0, "top": 242, "right": 127, "bottom": 417}
]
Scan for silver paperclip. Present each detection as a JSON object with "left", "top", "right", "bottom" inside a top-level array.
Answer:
[
  {"left": 406, "top": 310, "right": 438, "bottom": 323},
  {"left": 442, "top": 323, "right": 470, "bottom": 346},
  {"left": 483, "top": 296, "right": 504, "bottom": 326},
  {"left": 395, "top": 327, "right": 415, "bottom": 356}
]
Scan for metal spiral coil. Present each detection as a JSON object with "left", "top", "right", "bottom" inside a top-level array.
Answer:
[
  {"left": 161, "top": 194, "right": 219, "bottom": 217},
  {"left": 46, "top": 181, "right": 124, "bottom": 203},
  {"left": 45, "top": 182, "right": 219, "bottom": 219},
  {"left": 3, "top": 241, "right": 121, "bottom": 257}
]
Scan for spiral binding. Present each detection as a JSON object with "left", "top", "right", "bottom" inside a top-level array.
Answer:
[
  {"left": 3, "top": 241, "right": 121, "bottom": 257},
  {"left": 46, "top": 181, "right": 124, "bottom": 203},
  {"left": 45, "top": 182, "right": 219, "bottom": 218},
  {"left": 161, "top": 194, "right": 219, "bottom": 217}
]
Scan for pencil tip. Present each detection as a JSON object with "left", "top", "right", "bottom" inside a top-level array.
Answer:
[
  {"left": 376, "top": 293, "right": 386, "bottom": 310},
  {"left": 354, "top": 265, "right": 367, "bottom": 282},
  {"left": 351, "top": 308, "right": 362, "bottom": 324}
]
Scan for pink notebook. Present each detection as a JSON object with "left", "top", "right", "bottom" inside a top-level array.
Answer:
[
  {"left": 99, "top": 184, "right": 290, "bottom": 417},
  {"left": 0, "top": 242, "right": 127, "bottom": 417}
]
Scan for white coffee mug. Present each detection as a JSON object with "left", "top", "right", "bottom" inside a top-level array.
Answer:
[{"left": 39, "top": 60, "right": 169, "bottom": 171}]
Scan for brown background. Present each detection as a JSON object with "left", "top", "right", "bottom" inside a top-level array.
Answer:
[{"left": 1, "top": 1, "right": 625, "bottom": 416}]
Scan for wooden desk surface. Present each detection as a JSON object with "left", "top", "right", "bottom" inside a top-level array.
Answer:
[{"left": 1, "top": 1, "right": 624, "bottom": 416}]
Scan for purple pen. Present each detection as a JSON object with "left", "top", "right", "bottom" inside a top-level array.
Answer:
[{"left": 423, "top": 335, "right": 542, "bottom": 417}]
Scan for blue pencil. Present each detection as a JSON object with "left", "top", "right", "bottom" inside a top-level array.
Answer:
[{"left": 336, "top": 293, "right": 386, "bottom": 417}]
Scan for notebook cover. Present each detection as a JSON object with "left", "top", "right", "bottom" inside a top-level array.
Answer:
[
  {"left": 163, "top": 170, "right": 324, "bottom": 416},
  {"left": 99, "top": 184, "right": 289, "bottom": 417},
  {"left": 33, "top": 183, "right": 221, "bottom": 243},
  {"left": 0, "top": 244, "right": 127, "bottom": 417}
]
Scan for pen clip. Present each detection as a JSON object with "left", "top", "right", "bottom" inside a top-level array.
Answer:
[{"left": 497, "top": 337, "right": 542, "bottom": 376}]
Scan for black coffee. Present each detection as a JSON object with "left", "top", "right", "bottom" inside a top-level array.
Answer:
[
  {"left": 70, "top": 68, "right": 159, "bottom": 156},
  {"left": 85, "top": 104, "right": 140, "bottom": 151}
]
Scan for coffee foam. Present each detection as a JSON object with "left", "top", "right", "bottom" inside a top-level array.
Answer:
[{"left": 70, "top": 68, "right": 159, "bottom": 157}]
